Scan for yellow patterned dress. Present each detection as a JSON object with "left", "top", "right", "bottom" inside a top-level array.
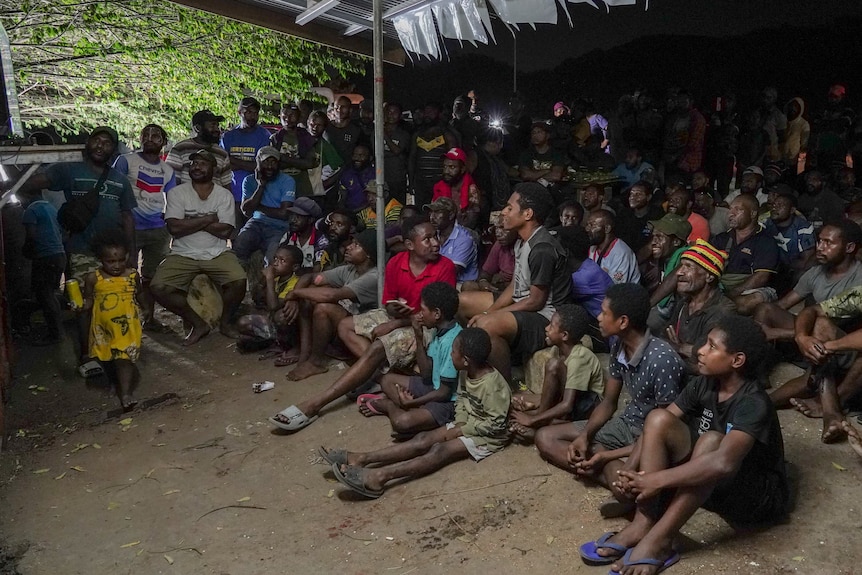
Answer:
[{"left": 90, "top": 271, "right": 142, "bottom": 362}]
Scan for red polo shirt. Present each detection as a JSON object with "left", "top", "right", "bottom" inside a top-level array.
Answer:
[{"left": 382, "top": 251, "right": 456, "bottom": 310}]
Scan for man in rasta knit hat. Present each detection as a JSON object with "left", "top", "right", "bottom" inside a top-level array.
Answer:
[
  {"left": 282, "top": 229, "right": 381, "bottom": 381},
  {"left": 663, "top": 240, "right": 737, "bottom": 372}
]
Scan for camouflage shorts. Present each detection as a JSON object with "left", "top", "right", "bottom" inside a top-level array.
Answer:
[
  {"left": 244, "top": 314, "right": 279, "bottom": 341},
  {"left": 69, "top": 253, "right": 101, "bottom": 283},
  {"left": 352, "top": 309, "right": 434, "bottom": 371}
]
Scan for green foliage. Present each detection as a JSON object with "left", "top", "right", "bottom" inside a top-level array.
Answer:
[{"left": 1, "top": 0, "right": 365, "bottom": 144}]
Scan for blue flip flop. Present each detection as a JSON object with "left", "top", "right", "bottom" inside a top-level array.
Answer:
[
  {"left": 609, "top": 548, "right": 680, "bottom": 575},
  {"left": 579, "top": 532, "right": 628, "bottom": 565}
]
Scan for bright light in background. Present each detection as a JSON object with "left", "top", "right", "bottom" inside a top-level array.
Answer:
[{"left": 489, "top": 118, "right": 502, "bottom": 129}]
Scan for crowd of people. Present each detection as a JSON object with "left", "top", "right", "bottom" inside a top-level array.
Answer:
[{"left": 8, "top": 82, "right": 862, "bottom": 574}]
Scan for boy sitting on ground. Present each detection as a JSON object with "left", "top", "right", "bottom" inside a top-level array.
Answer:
[
  {"left": 510, "top": 305, "right": 605, "bottom": 437},
  {"left": 534, "top": 283, "right": 685, "bottom": 518},
  {"left": 320, "top": 327, "right": 510, "bottom": 499},
  {"left": 579, "top": 316, "right": 789, "bottom": 573},
  {"left": 235, "top": 244, "right": 301, "bottom": 351},
  {"left": 358, "top": 282, "right": 462, "bottom": 436}
]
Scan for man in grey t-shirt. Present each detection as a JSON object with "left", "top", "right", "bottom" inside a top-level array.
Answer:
[
  {"left": 754, "top": 220, "right": 862, "bottom": 347},
  {"left": 283, "top": 229, "right": 379, "bottom": 381},
  {"left": 460, "top": 183, "right": 572, "bottom": 380}
]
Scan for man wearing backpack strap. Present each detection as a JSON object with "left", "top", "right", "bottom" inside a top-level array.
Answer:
[{"left": 17, "top": 126, "right": 137, "bottom": 371}]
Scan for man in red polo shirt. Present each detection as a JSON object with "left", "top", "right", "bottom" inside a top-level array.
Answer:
[
  {"left": 432, "top": 147, "right": 481, "bottom": 229},
  {"left": 269, "top": 216, "right": 456, "bottom": 431}
]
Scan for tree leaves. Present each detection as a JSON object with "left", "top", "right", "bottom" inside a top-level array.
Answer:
[{"left": 1, "top": 0, "right": 365, "bottom": 144}]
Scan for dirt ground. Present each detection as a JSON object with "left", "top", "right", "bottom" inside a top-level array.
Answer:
[{"left": 1, "top": 320, "right": 862, "bottom": 575}]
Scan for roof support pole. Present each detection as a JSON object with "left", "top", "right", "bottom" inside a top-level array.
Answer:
[{"left": 373, "top": 0, "right": 386, "bottom": 301}]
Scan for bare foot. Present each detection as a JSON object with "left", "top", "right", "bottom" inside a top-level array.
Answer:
[
  {"left": 843, "top": 421, "right": 862, "bottom": 458},
  {"left": 183, "top": 324, "right": 211, "bottom": 346},
  {"left": 274, "top": 349, "right": 300, "bottom": 367},
  {"left": 286, "top": 361, "right": 328, "bottom": 381},
  {"left": 821, "top": 412, "right": 848, "bottom": 443},
  {"left": 511, "top": 393, "right": 538, "bottom": 412},
  {"left": 790, "top": 396, "right": 824, "bottom": 418}
]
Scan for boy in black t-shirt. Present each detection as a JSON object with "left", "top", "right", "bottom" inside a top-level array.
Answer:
[{"left": 579, "top": 315, "right": 788, "bottom": 572}]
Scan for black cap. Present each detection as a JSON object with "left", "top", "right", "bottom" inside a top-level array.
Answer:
[
  {"left": 192, "top": 110, "right": 225, "bottom": 127},
  {"left": 240, "top": 96, "right": 262, "bottom": 110},
  {"left": 89, "top": 126, "right": 119, "bottom": 147},
  {"left": 353, "top": 229, "right": 379, "bottom": 264}
]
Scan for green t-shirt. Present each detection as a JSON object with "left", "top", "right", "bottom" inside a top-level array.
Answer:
[{"left": 561, "top": 344, "right": 605, "bottom": 398}]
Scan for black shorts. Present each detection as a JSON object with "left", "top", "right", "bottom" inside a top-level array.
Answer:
[
  {"left": 407, "top": 376, "right": 456, "bottom": 426},
  {"left": 511, "top": 311, "right": 550, "bottom": 357},
  {"left": 570, "top": 390, "right": 602, "bottom": 421},
  {"left": 703, "top": 468, "right": 789, "bottom": 525}
]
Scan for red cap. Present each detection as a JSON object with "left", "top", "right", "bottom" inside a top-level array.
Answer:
[
  {"left": 441, "top": 147, "right": 467, "bottom": 163},
  {"left": 829, "top": 84, "right": 847, "bottom": 98}
]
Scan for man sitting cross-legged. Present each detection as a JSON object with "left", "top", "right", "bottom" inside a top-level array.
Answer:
[
  {"left": 770, "top": 285, "right": 862, "bottom": 443},
  {"left": 320, "top": 327, "right": 511, "bottom": 499},
  {"left": 268, "top": 217, "right": 456, "bottom": 432},
  {"left": 509, "top": 305, "right": 605, "bottom": 438},
  {"left": 283, "top": 230, "right": 380, "bottom": 381},
  {"left": 578, "top": 316, "right": 789, "bottom": 573},
  {"left": 534, "top": 283, "right": 685, "bottom": 518},
  {"left": 753, "top": 219, "right": 862, "bottom": 344},
  {"left": 459, "top": 183, "right": 572, "bottom": 380},
  {"left": 357, "top": 282, "right": 462, "bottom": 436}
]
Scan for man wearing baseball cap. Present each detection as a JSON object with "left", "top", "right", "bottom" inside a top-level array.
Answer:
[
  {"left": 431, "top": 147, "right": 481, "bottom": 229},
  {"left": 426, "top": 197, "right": 478, "bottom": 283},
  {"left": 280, "top": 197, "right": 326, "bottom": 272},
  {"left": 644, "top": 213, "right": 692, "bottom": 331},
  {"left": 232, "top": 146, "right": 296, "bottom": 266},
  {"left": 220, "top": 96, "right": 272, "bottom": 220},
  {"left": 165, "top": 109, "right": 233, "bottom": 189},
  {"left": 150, "top": 148, "right": 247, "bottom": 346},
  {"left": 724, "top": 165, "right": 768, "bottom": 206},
  {"left": 663, "top": 239, "right": 735, "bottom": 370},
  {"left": 15, "top": 126, "right": 137, "bottom": 368}
]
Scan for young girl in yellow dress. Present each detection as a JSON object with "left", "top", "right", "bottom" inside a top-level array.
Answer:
[{"left": 81, "top": 230, "right": 143, "bottom": 411}]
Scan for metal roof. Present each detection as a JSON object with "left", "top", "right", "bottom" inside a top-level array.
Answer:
[{"left": 171, "top": 0, "right": 408, "bottom": 64}]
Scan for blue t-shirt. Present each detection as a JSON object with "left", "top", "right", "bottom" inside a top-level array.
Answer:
[
  {"left": 241, "top": 172, "right": 296, "bottom": 228},
  {"left": 612, "top": 161, "right": 654, "bottom": 187},
  {"left": 765, "top": 215, "right": 816, "bottom": 267},
  {"left": 220, "top": 125, "right": 272, "bottom": 201},
  {"left": 440, "top": 224, "right": 478, "bottom": 282},
  {"left": 46, "top": 162, "right": 137, "bottom": 255},
  {"left": 22, "top": 200, "right": 64, "bottom": 258},
  {"left": 427, "top": 323, "right": 463, "bottom": 401},
  {"left": 113, "top": 153, "right": 176, "bottom": 230},
  {"left": 571, "top": 258, "right": 614, "bottom": 318}
]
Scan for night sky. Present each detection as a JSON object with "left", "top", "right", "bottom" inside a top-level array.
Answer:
[{"left": 432, "top": 0, "right": 862, "bottom": 71}]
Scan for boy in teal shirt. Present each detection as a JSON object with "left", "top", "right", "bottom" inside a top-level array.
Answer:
[{"left": 358, "top": 282, "right": 462, "bottom": 435}]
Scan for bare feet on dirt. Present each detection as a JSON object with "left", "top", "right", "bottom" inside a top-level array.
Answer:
[
  {"left": 182, "top": 324, "right": 210, "bottom": 346},
  {"left": 821, "top": 412, "right": 847, "bottom": 443},
  {"left": 286, "top": 361, "right": 328, "bottom": 381},
  {"left": 790, "top": 396, "right": 823, "bottom": 418},
  {"left": 843, "top": 420, "right": 862, "bottom": 459},
  {"left": 274, "top": 349, "right": 300, "bottom": 367}
]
